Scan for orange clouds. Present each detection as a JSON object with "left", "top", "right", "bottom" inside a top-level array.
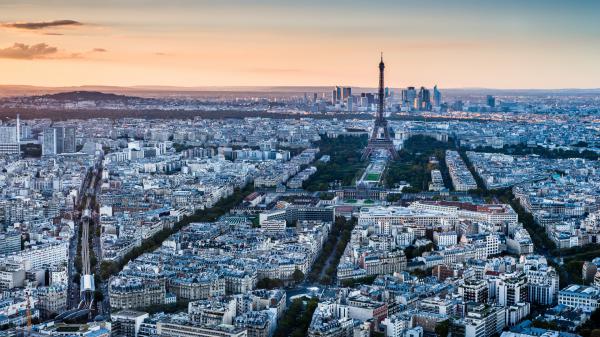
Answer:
[
  {"left": 0, "top": 42, "right": 108, "bottom": 60},
  {"left": 0, "top": 43, "right": 58, "bottom": 59},
  {"left": 2, "top": 20, "right": 83, "bottom": 30}
]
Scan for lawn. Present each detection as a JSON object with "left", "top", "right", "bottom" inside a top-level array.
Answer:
[{"left": 365, "top": 173, "right": 381, "bottom": 181}]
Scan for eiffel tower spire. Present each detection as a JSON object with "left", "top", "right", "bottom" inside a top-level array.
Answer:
[{"left": 362, "top": 54, "right": 398, "bottom": 160}]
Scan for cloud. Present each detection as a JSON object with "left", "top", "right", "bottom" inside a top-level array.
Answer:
[
  {"left": 0, "top": 42, "right": 110, "bottom": 60},
  {"left": 2, "top": 20, "right": 82, "bottom": 30},
  {"left": 0, "top": 43, "right": 58, "bottom": 59}
]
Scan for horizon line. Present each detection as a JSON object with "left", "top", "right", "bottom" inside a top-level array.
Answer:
[{"left": 2, "top": 84, "right": 600, "bottom": 92}]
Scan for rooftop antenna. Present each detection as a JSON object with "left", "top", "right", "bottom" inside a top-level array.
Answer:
[{"left": 16, "top": 114, "right": 21, "bottom": 158}]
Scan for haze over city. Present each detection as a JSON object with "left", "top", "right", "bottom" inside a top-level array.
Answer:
[{"left": 1, "top": 0, "right": 600, "bottom": 88}]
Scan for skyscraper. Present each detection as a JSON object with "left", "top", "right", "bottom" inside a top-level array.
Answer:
[
  {"left": 433, "top": 85, "right": 442, "bottom": 107},
  {"left": 0, "top": 115, "right": 20, "bottom": 156},
  {"left": 332, "top": 86, "right": 352, "bottom": 106},
  {"left": 20, "top": 124, "right": 31, "bottom": 140},
  {"left": 361, "top": 93, "right": 375, "bottom": 106},
  {"left": 401, "top": 87, "right": 417, "bottom": 110},
  {"left": 43, "top": 128, "right": 59, "bottom": 156},
  {"left": 63, "top": 127, "right": 76, "bottom": 153},
  {"left": 487, "top": 95, "right": 496, "bottom": 108},
  {"left": 42, "top": 126, "right": 76, "bottom": 156},
  {"left": 417, "top": 86, "right": 431, "bottom": 111},
  {"left": 342, "top": 87, "right": 352, "bottom": 102},
  {"left": 55, "top": 127, "right": 65, "bottom": 154}
]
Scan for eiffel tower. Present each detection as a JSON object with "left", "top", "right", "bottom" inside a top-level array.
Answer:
[{"left": 362, "top": 54, "right": 398, "bottom": 160}]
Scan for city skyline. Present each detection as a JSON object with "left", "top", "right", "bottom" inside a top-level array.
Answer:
[
  {"left": 2, "top": 2, "right": 600, "bottom": 336},
  {"left": 1, "top": 0, "right": 600, "bottom": 89}
]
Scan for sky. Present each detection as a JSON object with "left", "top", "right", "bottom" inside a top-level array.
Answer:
[{"left": 0, "top": 0, "right": 599, "bottom": 89}]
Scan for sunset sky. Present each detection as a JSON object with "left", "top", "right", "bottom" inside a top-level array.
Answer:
[{"left": 1, "top": 0, "right": 599, "bottom": 89}]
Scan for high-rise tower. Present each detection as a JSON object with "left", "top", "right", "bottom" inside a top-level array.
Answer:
[
  {"left": 0, "top": 114, "right": 20, "bottom": 156},
  {"left": 433, "top": 85, "right": 442, "bottom": 107},
  {"left": 362, "top": 54, "right": 398, "bottom": 160}
]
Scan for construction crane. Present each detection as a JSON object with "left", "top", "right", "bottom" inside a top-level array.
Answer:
[{"left": 18, "top": 287, "right": 32, "bottom": 337}]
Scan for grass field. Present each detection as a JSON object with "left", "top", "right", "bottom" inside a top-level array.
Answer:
[{"left": 365, "top": 173, "right": 381, "bottom": 181}]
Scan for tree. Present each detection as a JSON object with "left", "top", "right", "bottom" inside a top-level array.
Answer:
[
  {"left": 435, "top": 320, "right": 450, "bottom": 337},
  {"left": 318, "top": 192, "right": 335, "bottom": 200},
  {"left": 100, "top": 261, "right": 120, "bottom": 281},
  {"left": 292, "top": 269, "right": 305, "bottom": 284},
  {"left": 93, "top": 290, "right": 104, "bottom": 302},
  {"left": 303, "top": 135, "right": 368, "bottom": 191},
  {"left": 256, "top": 277, "right": 284, "bottom": 290},
  {"left": 386, "top": 194, "right": 402, "bottom": 202},
  {"left": 274, "top": 298, "right": 319, "bottom": 337},
  {"left": 340, "top": 275, "right": 377, "bottom": 287},
  {"left": 96, "top": 184, "right": 256, "bottom": 281}
]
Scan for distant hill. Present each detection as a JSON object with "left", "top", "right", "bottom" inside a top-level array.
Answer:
[{"left": 37, "top": 91, "right": 142, "bottom": 101}]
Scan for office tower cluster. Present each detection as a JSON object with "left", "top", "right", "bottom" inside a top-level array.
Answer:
[
  {"left": 42, "top": 126, "right": 76, "bottom": 156},
  {"left": 332, "top": 86, "right": 352, "bottom": 105},
  {"left": 330, "top": 86, "right": 361, "bottom": 112},
  {"left": 329, "top": 86, "right": 400, "bottom": 114},
  {"left": 400, "top": 85, "right": 442, "bottom": 111}
]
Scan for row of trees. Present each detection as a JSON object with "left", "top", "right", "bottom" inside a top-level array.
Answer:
[
  {"left": 459, "top": 151, "right": 558, "bottom": 257},
  {"left": 1, "top": 105, "right": 494, "bottom": 122},
  {"left": 136, "top": 300, "right": 190, "bottom": 315},
  {"left": 404, "top": 242, "right": 435, "bottom": 260},
  {"left": 460, "top": 149, "right": 559, "bottom": 254},
  {"left": 273, "top": 297, "right": 319, "bottom": 337},
  {"left": 508, "top": 198, "right": 557, "bottom": 253},
  {"left": 20, "top": 143, "right": 42, "bottom": 158},
  {"left": 471, "top": 143, "right": 598, "bottom": 161},
  {"left": 255, "top": 269, "right": 305, "bottom": 290},
  {"left": 578, "top": 306, "right": 600, "bottom": 337},
  {"left": 550, "top": 242, "right": 600, "bottom": 288},
  {"left": 340, "top": 275, "right": 377, "bottom": 287},
  {"left": 558, "top": 244, "right": 600, "bottom": 261},
  {"left": 458, "top": 150, "right": 596, "bottom": 289},
  {"left": 303, "top": 135, "right": 368, "bottom": 191},
  {"left": 322, "top": 217, "right": 356, "bottom": 285},
  {"left": 464, "top": 146, "right": 600, "bottom": 291},
  {"left": 307, "top": 217, "right": 356, "bottom": 284},
  {"left": 99, "top": 184, "right": 255, "bottom": 280},
  {"left": 384, "top": 135, "right": 454, "bottom": 191},
  {"left": 3, "top": 107, "right": 374, "bottom": 121}
]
